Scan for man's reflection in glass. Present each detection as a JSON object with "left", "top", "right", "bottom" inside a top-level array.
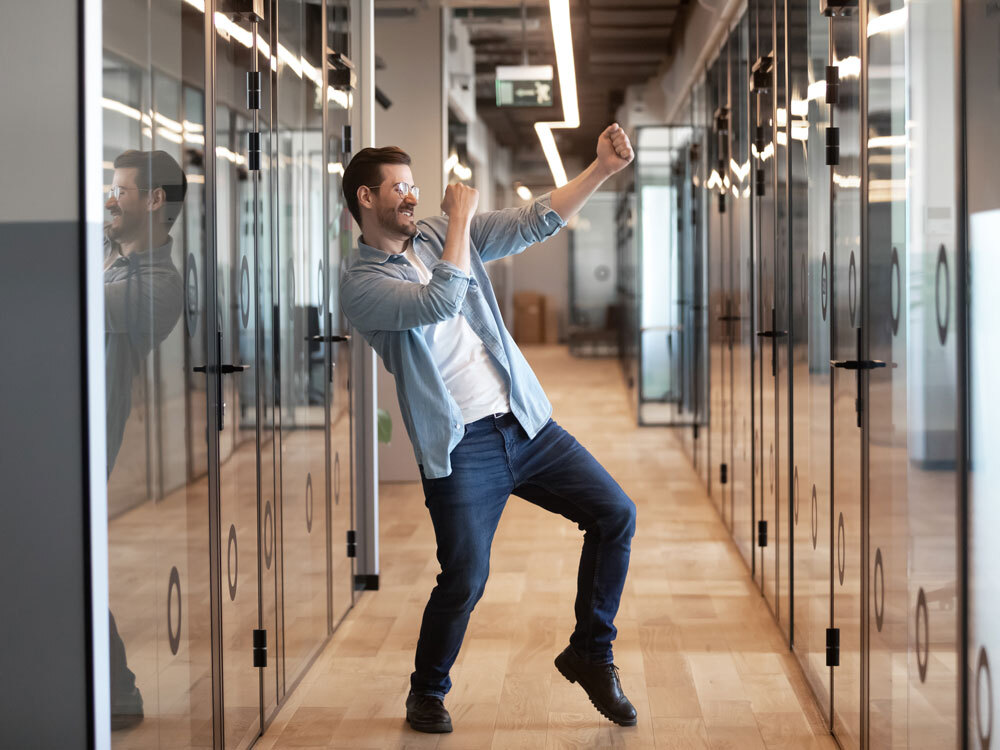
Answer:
[{"left": 104, "top": 150, "right": 186, "bottom": 730}]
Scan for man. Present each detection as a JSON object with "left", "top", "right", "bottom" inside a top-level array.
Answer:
[
  {"left": 340, "top": 125, "right": 637, "bottom": 733},
  {"left": 104, "top": 149, "right": 187, "bottom": 730}
]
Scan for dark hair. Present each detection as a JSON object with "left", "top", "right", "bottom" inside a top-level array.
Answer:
[
  {"left": 113, "top": 149, "right": 188, "bottom": 230},
  {"left": 342, "top": 146, "right": 412, "bottom": 227}
]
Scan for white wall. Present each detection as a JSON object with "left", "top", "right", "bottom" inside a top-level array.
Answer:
[{"left": 375, "top": 1, "right": 446, "bottom": 481}]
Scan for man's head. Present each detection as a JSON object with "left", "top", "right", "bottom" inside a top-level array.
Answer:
[
  {"left": 105, "top": 149, "right": 187, "bottom": 244},
  {"left": 342, "top": 146, "right": 418, "bottom": 240}
]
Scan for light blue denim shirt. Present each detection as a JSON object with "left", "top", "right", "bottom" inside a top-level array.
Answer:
[{"left": 341, "top": 193, "right": 566, "bottom": 479}]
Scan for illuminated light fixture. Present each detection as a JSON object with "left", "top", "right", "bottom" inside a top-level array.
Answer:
[
  {"left": 187, "top": 174, "right": 206, "bottom": 184},
  {"left": 157, "top": 127, "right": 184, "bottom": 144},
  {"left": 516, "top": 185, "right": 533, "bottom": 201},
  {"left": 868, "top": 134, "right": 907, "bottom": 148},
  {"left": 444, "top": 151, "right": 459, "bottom": 174},
  {"left": 790, "top": 98, "right": 810, "bottom": 117},
  {"left": 833, "top": 173, "right": 861, "bottom": 189},
  {"left": 453, "top": 162, "right": 472, "bottom": 181},
  {"left": 806, "top": 80, "right": 827, "bottom": 101},
  {"left": 732, "top": 185, "right": 739, "bottom": 198},
  {"left": 791, "top": 122, "right": 810, "bottom": 141},
  {"left": 328, "top": 162, "right": 344, "bottom": 176},
  {"left": 730, "top": 158, "right": 750, "bottom": 182},
  {"left": 534, "top": 0, "right": 579, "bottom": 187},
  {"left": 723, "top": 174, "right": 731, "bottom": 189},
  {"left": 776, "top": 131, "right": 788, "bottom": 146},
  {"left": 776, "top": 107, "right": 787, "bottom": 127},
  {"left": 867, "top": 7, "right": 907, "bottom": 36},
  {"left": 706, "top": 169, "right": 723, "bottom": 190},
  {"left": 837, "top": 55, "right": 862, "bottom": 78},
  {"left": 216, "top": 146, "right": 246, "bottom": 166}
]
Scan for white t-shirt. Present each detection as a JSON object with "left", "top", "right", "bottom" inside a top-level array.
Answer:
[{"left": 402, "top": 246, "right": 511, "bottom": 423}]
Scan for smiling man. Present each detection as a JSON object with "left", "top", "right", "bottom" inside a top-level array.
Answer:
[{"left": 340, "top": 125, "right": 637, "bottom": 734}]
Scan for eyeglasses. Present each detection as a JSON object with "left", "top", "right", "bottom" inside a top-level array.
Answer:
[
  {"left": 366, "top": 181, "right": 419, "bottom": 201},
  {"left": 106, "top": 185, "right": 148, "bottom": 201}
]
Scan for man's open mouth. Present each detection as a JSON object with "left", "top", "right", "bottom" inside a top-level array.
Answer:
[{"left": 400, "top": 209, "right": 413, "bottom": 218}]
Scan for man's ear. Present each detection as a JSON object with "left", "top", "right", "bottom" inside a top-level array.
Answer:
[
  {"left": 147, "top": 186, "right": 167, "bottom": 213},
  {"left": 357, "top": 185, "right": 375, "bottom": 211}
]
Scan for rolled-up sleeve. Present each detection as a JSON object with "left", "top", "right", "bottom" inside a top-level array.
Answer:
[
  {"left": 341, "top": 261, "right": 472, "bottom": 333},
  {"left": 469, "top": 192, "right": 567, "bottom": 263}
]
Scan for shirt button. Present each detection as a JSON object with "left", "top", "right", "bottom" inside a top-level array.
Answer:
[{"left": 455, "top": 422, "right": 461, "bottom": 429}]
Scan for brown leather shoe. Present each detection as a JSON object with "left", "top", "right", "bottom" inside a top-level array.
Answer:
[
  {"left": 405, "top": 690, "right": 453, "bottom": 733},
  {"left": 555, "top": 646, "right": 638, "bottom": 726}
]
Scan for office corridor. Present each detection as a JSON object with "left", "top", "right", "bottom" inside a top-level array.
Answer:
[{"left": 255, "top": 346, "right": 835, "bottom": 750}]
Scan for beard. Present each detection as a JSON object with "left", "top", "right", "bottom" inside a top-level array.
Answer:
[
  {"left": 377, "top": 203, "right": 417, "bottom": 238},
  {"left": 105, "top": 210, "right": 141, "bottom": 243}
]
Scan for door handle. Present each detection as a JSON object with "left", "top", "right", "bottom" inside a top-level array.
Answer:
[
  {"left": 192, "top": 332, "right": 247, "bottom": 431},
  {"left": 306, "top": 334, "right": 351, "bottom": 343},
  {"left": 830, "top": 359, "right": 886, "bottom": 370},
  {"left": 192, "top": 363, "right": 249, "bottom": 374}
]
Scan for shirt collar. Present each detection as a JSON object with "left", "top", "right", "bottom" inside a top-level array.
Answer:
[
  {"left": 106, "top": 235, "right": 175, "bottom": 268},
  {"left": 357, "top": 225, "right": 430, "bottom": 265}
]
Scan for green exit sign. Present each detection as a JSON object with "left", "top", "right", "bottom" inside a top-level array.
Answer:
[{"left": 495, "top": 65, "right": 554, "bottom": 107}]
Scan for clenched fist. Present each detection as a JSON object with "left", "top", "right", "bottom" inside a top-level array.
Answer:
[
  {"left": 441, "top": 183, "right": 480, "bottom": 222},
  {"left": 596, "top": 123, "right": 634, "bottom": 176}
]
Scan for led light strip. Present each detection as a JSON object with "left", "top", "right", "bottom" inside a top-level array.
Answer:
[{"left": 535, "top": 0, "right": 579, "bottom": 187}]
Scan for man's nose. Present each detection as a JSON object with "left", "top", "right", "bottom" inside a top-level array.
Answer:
[{"left": 404, "top": 193, "right": 418, "bottom": 207}]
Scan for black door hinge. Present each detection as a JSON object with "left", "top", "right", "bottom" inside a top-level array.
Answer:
[
  {"left": 826, "top": 126, "right": 840, "bottom": 166},
  {"left": 346, "top": 529, "right": 357, "bottom": 558},
  {"left": 825, "top": 65, "right": 840, "bottom": 105},
  {"left": 246, "top": 71, "right": 261, "bottom": 110},
  {"left": 248, "top": 131, "right": 261, "bottom": 171},
  {"left": 826, "top": 627, "right": 840, "bottom": 667},
  {"left": 342, "top": 124, "right": 353, "bottom": 156},
  {"left": 758, "top": 520, "right": 768, "bottom": 547},
  {"left": 253, "top": 628, "right": 267, "bottom": 668},
  {"left": 720, "top": 463, "right": 728, "bottom": 485}
]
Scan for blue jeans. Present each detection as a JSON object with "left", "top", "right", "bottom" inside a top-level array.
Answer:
[{"left": 411, "top": 412, "right": 636, "bottom": 699}]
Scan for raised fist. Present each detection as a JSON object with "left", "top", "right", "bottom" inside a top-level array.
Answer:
[
  {"left": 597, "top": 123, "right": 634, "bottom": 176},
  {"left": 441, "top": 183, "right": 480, "bottom": 222}
]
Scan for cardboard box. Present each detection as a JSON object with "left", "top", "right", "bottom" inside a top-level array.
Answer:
[{"left": 513, "top": 291, "right": 546, "bottom": 344}]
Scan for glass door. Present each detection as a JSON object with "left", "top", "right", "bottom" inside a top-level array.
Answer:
[
  {"left": 750, "top": 0, "right": 779, "bottom": 613},
  {"left": 787, "top": 0, "right": 834, "bottom": 722},
  {"left": 325, "top": 0, "right": 356, "bottom": 630},
  {"left": 275, "top": 0, "right": 332, "bottom": 695},
  {"left": 102, "top": 1, "right": 213, "bottom": 746},
  {"left": 213, "top": 6, "right": 275, "bottom": 746},
  {"left": 829, "top": 4, "right": 864, "bottom": 746}
]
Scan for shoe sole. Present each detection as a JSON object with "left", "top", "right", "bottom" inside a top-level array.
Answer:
[
  {"left": 554, "top": 653, "right": 638, "bottom": 727},
  {"left": 405, "top": 715, "right": 453, "bottom": 733}
]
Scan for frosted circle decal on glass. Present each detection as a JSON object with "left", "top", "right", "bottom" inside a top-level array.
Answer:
[
  {"left": 240, "top": 254, "right": 250, "bottom": 329},
  {"left": 264, "top": 500, "right": 273, "bottom": 570},
  {"left": 185, "top": 253, "right": 199, "bottom": 338},
  {"left": 837, "top": 512, "right": 846, "bottom": 585},
  {"left": 227, "top": 524, "right": 238, "bottom": 601},
  {"left": 821, "top": 253, "right": 828, "bottom": 321},
  {"left": 890, "top": 246, "right": 900, "bottom": 336},
  {"left": 594, "top": 265, "right": 610, "bottom": 282},
  {"left": 305, "top": 472, "right": 314, "bottom": 533},
  {"left": 936, "top": 244, "right": 950, "bottom": 346},
  {"left": 916, "top": 587, "right": 929, "bottom": 683},
  {"left": 849, "top": 250, "right": 857, "bottom": 327},
  {"left": 334, "top": 451, "right": 341, "bottom": 506},
  {"left": 811, "top": 485, "right": 818, "bottom": 550},
  {"left": 794, "top": 466, "right": 799, "bottom": 525},
  {"left": 167, "top": 566, "right": 182, "bottom": 655},
  {"left": 977, "top": 647, "right": 992, "bottom": 750},
  {"left": 874, "top": 547, "right": 884, "bottom": 632}
]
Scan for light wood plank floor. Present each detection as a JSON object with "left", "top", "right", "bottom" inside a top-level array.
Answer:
[{"left": 257, "top": 346, "right": 836, "bottom": 750}]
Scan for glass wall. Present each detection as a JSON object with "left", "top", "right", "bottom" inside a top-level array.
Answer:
[
  {"left": 102, "top": 1, "right": 359, "bottom": 746},
  {"left": 658, "top": 0, "right": 966, "bottom": 743}
]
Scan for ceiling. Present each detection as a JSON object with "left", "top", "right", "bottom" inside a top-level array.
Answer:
[{"left": 452, "top": 0, "right": 689, "bottom": 178}]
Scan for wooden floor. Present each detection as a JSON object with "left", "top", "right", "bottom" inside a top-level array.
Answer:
[{"left": 257, "top": 346, "right": 837, "bottom": 750}]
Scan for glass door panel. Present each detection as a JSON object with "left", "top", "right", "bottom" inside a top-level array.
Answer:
[
  {"left": 326, "top": 0, "right": 355, "bottom": 630},
  {"left": 830, "top": 9, "right": 863, "bottom": 747},
  {"left": 103, "top": 0, "right": 213, "bottom": 746},
  {"left": 730, "top": 16, "right": 755, "bottom": 569},
  {"left": 276, "top": 0, "right": 331, "bottom": 693},
  {"left": 966, "top": 0, "right": 1000, "bottom": 745},
  {"left": 787, "top": 0, "right": 833, "bottom": 719},
  {"left": 214, "top": 9, "right": 269, "bottom": 746}
]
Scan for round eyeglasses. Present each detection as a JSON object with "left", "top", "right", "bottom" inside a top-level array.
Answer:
[
  {"left": 106, "top": 185, "right": 148, "bottom": 202},
  {"left": 366, "top": 181, "right": 419, "bottom": 201}
]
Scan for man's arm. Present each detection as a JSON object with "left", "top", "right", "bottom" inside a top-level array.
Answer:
[{"left": 549, "top": 123, "right": 634, "bottom": 221}]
